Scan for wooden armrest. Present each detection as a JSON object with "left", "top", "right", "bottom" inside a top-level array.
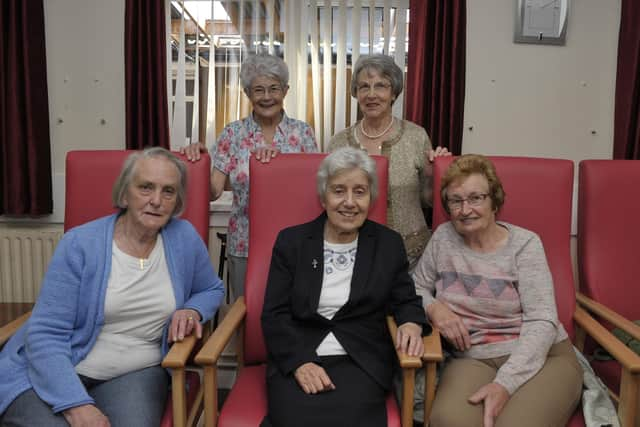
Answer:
[
  {"left": 574, "top": 306, "right": 640, "bottom": 373},
  {"left": 423, "top": 327, "right": 444, "bottom": 363},
  {"left": 195, "top": 297, "right": 246, "bottom": 366},
  {"left": 0, "top": 311, "right": 31, "bottom": 347},
  {"left": 576, "top": 292, "right": 640, "bottom": 342},
  {"left": 162, "top": 335, "right": 199, "bottom": 369},
  {"left": 386, "top": 316, "right": 422, "bottom": 369}
]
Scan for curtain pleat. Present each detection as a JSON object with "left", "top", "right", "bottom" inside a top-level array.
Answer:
[
  {"left": 125, "top": 0, "right": 170, "bottom": 150},
  {"left": 170, "top": 5, "right": 187, "bottom": 149},
  {"left": 613, "top": 0, "right": 640, "bottom": 159},
  {"left": 0, "top": 0, "right": 52, "bottom": 215},
  {"left": 405, "top": 0, "right": 465, "bottom": 154}
]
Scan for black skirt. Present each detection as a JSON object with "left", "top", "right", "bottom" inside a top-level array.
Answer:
[{"left": 261, "top": 355, "right": 387, "bottom": 427}]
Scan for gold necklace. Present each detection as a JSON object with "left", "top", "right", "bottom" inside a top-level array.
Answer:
[{"left": 116, "top": 218, "right": 156, "bottom": 270}]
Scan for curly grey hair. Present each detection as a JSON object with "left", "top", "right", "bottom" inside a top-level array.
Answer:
[
  {"left": 112, "top": 147, "right": 188, "bottom": 217},
  {"left": 350, "top": 54, "right": 404, "bottom": 103},
  {"left": 317, "top": 147, "right": 378, "bottom": 202},
  {"left": 240, "top": 54, "right": 289, "bottom": 94}
]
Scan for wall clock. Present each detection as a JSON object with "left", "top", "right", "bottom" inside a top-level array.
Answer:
[{"left": 514, "top": 0, "right": 569, "bottom": 45}]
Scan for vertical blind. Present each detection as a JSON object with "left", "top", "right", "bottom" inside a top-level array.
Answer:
[{"left": 167, "top": 0, "right": 409, "bottom": 151}]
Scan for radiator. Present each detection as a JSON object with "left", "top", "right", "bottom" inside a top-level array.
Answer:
[{"left": 0, "top": 226, "right": 63, "bottom": 303}]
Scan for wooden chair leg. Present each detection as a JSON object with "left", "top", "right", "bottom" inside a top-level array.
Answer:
[
  {"left": 618, "top": 369, "right": 639, "bottom": 427},
  {"left": 402, "top": 367, "right": 416, "bottom": 427},
  {"left": 203, "top": 365, "right": 218, "bottom": 427},
  {"left": 186, "top": 386, "right": 204, "bottom": 427},
  {"left": 172, "top": 368, "right": 187, "bottom": 427},
  {"left": 423, "top": 362, "right": 437, "bottom": 427}
]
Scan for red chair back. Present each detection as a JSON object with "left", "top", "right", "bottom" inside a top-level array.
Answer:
[
  {"left": 578, "top": 160, "right": 640, "bottom": 320},
  {"left": 64, "top": 150, "right": 211, "bottom": 244},
  {"left": 432, "top": 156, "right": 577, "bottom": 338},
  {"left": 244, "top": 153, "right": 389, "bottom": 364}
]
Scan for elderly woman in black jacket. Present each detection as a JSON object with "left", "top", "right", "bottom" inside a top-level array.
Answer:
[{"left": 260, "top": 147, "right": 429, "bottom": 427}]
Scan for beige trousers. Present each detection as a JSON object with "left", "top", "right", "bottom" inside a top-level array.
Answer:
[{"left": 430, "top": 339, "right": 583, "bottom": 427}]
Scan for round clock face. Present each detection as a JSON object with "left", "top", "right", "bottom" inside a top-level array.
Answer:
[{"left": 514, "top": 0, "right": 568, "bottom": 45}]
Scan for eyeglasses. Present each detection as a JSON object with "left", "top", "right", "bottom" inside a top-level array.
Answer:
[
  {"left": 251, "top": 85, "right": 283, "bottom": 98},
  {"left": 356, "top": 82, "right": 392, "bottom": 95},
  {"left": 446, "top": 193, "right": 489, "bottom": 211}
]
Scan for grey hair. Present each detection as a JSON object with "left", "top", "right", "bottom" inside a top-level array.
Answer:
[
  {"left": 112, "top": 147, "right": 188, "bottom": 217},
  {"left": 240, "top": 54, "right": 289, "bottom": 94},
  {"left": 350, "top": 54, "right": 404, "bottom": 102},
  {"left": 317, "top": 147, "right": 378, "bottom": 202}
]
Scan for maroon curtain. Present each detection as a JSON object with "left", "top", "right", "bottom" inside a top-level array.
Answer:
[
  {"left": 125, "top": 0, "right": 170, "bottom": 149},
  {"left": 613, "top": 0, "right": 640, "bottom": 159},
  {"left": 0, "top": 0, "right": 52, "bottom": 215},
  {"left": 406, "top": 0, "right": 466, "bottom": 155}
]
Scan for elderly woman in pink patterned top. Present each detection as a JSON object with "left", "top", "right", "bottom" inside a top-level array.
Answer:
[
  {"left": 182, "top": 54, "right": 317, "bottom": 300},
  {"left": 412, "top": 154, "right": 582, "bottom": 427}
]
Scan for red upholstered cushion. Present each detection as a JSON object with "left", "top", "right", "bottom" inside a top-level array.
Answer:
[
  {"left": 243, "top": 153, "right": 388, "bottom": 365},
  {"left": 578, "top": 160, "right": 640, "bottom": 321},
  {"left": 218, "top": 365, "right": 268, "bottom": 427},
  {"left": 567, "top": 409, "right": 585, "bottom": 427},
  {"left": 65, "top": 150, "right": 211, "bottom": 244},
  {"left": 577, "top": 160, "right": 640, "bottom": 394}
]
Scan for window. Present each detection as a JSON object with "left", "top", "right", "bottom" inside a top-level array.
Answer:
[{"left": 168, "top": 0, "right": 410, "bottom": 150}]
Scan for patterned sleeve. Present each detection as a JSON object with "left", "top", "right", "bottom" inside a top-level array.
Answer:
[
  {"left": 493, "top": 233, "right": 559, "bottom": 394},
  {"left": 300, "top": 123, "right": 319, "bottom": 153},
  {"left": 211, "top": 125, "right": 235, "bottom": 175}
]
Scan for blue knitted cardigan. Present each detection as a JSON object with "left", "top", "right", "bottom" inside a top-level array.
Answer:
[{"left": 0, "top": 214, "right": 224, "bottom": 414}]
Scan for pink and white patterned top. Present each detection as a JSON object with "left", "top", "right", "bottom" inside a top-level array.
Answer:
[
  {"left": 413, "top": 221, "right": 568, "bottom": 394},
  {"left": 211, "top": 112, "right": 317, "bottom": 257}
]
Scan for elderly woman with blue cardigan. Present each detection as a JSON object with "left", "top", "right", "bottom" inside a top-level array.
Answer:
[{"left": 0, "top": 147, "right": 224, "bottom": 427}]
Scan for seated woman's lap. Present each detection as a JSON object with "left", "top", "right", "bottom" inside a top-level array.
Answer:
[
  {"left": 263, "top": 355, "right": 387, "bottom": 427},
  {"left": 0, "top": 366, "right": 168, "bottom": 427},
  {"left": 430, "top": 340, "right": 582, "bottom": 427}
]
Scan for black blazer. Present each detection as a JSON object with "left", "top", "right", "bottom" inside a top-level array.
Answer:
[{"left": 261, "top": 213, "right": 430, "bottom": 390}]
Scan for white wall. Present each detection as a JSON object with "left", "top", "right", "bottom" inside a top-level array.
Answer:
[
  {"left": 463, "top": 0, "right": 620, "bottom": 161},
  {"left": 40, "top": 0, "right": 125, "bottom": 222}
]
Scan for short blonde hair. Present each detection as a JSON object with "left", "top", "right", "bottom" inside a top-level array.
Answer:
[{"left": 440, "top": 154, "right": 505, "bottom": 215}]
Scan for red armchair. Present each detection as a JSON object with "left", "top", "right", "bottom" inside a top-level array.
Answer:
[
  {"left": 195, "top": 153, "right": 427, "bottom": 427},
  {"left": 421, "top": 156, "right": 638, "bottom": 427},
  {"left": 0, "top": 150, "right": 212, "bottom": 427},
  {"left": 575, "top": 159, "right": 640, "bottom": 426}
]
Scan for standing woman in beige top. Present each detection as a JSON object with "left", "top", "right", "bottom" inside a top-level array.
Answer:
[{"left": 329, "top": 54, "right": 450, "bottom": 268}]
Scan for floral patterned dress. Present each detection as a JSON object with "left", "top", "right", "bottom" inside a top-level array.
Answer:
[{"left": 211, "top": 112, "right": 318, "bottom": 258}]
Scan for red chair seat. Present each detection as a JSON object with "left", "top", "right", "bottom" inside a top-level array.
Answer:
[
  {"left": 590, "top": 359, "right": 621, "bottom": 394},
  {"left": 217, "top": 364, "right": 401, "bottom": 427},
  {"left": 567, "top": 409, "right": 585, "bottom": 427}
]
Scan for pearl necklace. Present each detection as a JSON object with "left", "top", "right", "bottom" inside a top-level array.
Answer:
[{"left": 360, "top": 117, "right": 394, "bottom": 139}]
